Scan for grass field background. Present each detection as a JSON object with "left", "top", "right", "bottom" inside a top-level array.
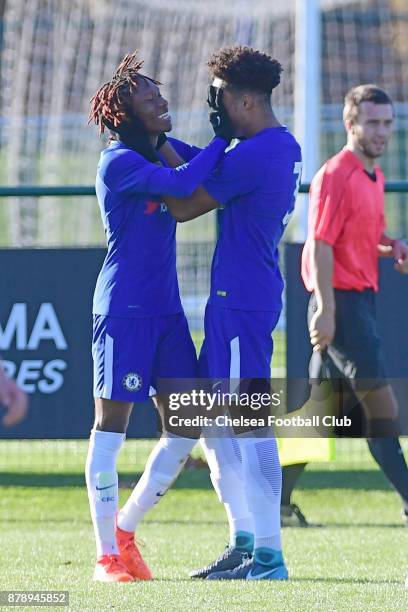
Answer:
[
  {"left": 1, "top": 439, "right": 407, "bottom": 611},
  {"left": 192, "top": 328, "right": 286, "bottom": 375}
]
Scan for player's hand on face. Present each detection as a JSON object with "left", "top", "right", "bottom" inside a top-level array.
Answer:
[
  {"left": 0, "top": 368, "right": 28, "bottom": 427},
  {"left": 309, "top": 308, "right": 335, "bottom": 352},
  {"left": 156, "top": 132, "right": 168, "bottom": 150},
  {"left": 207, "top": 86, "right": 234, "bottom": 143},
  {"left": 393, "top": 240, "right": 408, "bottom": 274}
]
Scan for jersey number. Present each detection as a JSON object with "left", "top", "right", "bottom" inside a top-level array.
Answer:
[{"left": 283, "top": 161, "right": 303, "bottom": 226}]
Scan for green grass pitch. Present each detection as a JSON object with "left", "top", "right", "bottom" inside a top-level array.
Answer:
[{"left": 1, "top": 439, "right": 407, "bottom": 611}]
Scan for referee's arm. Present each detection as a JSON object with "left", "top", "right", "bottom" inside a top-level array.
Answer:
[
  {"left": 308, "top": 240, "right": 336, "bottom": 352},
  {"left": 378, "top": 234, "right": 408, "bottom": 274}
]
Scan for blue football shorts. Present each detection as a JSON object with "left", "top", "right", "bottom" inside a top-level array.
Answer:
[
  {"left": 198, "top": 304, "right": 281, "bottom": 380},
  {"left": 92, "top": 312, "right": 198, "bottom": 402}
]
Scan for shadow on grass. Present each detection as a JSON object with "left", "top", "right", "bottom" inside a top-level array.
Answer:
[
  {"left": 316, "top": 522, "right": 404, "bottom": 529},
  {"left": 137, "top": 576, "right": 403, "bottom": 585},
  {"left": 0, "top": 469, "right": 394, "bottom": 491},
  {"left": 289, "top": 576, "right": 403, "bottom": 585},
  {"left": 0, "top": 470, "right": 212, "bottom": 489},
  {"left": 281, "top": 521, "right": 405, "bottom": 529},
  {"left": 295, "top": 469, "right": 392, "bottom": 491},
  {"left": 5, "top": 516, "right": 404, "bottom": 530},
  {"left": 6, "top": 517, "right": 227, "bottom": 527}
]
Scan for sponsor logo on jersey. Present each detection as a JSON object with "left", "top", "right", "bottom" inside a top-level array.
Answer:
[
  {"left": 122, "top": 372, "right": 143, "bottom": 392},
  {"left": 144, "top": 201, "right": 168, "bottom": 215},
  {"left": 144, "top": 201, "right": 160, "bottom": 215}
]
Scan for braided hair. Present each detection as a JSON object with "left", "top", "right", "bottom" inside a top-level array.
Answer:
[{"left": 88, "top": 51, "right": 160, "bottom": 161}]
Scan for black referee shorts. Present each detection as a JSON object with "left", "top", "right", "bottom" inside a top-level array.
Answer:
[{"left": 308, "top": 289, "right": 388, "bottom": 391}]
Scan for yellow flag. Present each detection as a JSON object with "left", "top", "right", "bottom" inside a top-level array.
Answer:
[{"left": 275, "top": 379, "right": 336, "bottom": 465}]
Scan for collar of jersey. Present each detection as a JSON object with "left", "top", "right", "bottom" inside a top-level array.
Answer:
[
  {"left": 341, "top": 147, "right": 380, "bottom": 175},
  {"left": 252, "top": 125, "right": 288, "bottom": 139}
]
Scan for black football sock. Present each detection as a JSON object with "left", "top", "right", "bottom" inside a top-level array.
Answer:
[
  {"left": 366, "top": 438, "right": 408, "bottom": 506},
  {"left": 281, "top": 463, "right": 307, "bottom": 507}
]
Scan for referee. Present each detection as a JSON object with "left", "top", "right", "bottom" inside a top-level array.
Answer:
[{"left": 300, "top": 85, "right": 408, "bottom": 523}]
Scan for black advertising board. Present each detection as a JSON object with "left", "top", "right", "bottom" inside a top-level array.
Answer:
[{"left": 0, "top": 249, "right": 157, "bottom": 439}]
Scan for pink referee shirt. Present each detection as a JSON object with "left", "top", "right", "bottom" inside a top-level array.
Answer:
[{"left": 302, "top": 148, "right": 386, "bottom": 292}]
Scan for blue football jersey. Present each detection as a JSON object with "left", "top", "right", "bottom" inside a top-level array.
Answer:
[
  {"left": 93, "top": 137, "right": 226, "bottom": 317},
  {"left": 204, "top": 127, "right": 302, "bottom": 312}
]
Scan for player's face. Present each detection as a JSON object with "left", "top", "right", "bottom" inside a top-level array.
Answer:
[
  {"left": 221, "top": 88, "right": 246, "bottom": 138},
  {"left": 348, "top": 101, "right": 394, "bottom": 159},
  {"left": 129, "top": 77, "right": 172, "bottom": 134}
]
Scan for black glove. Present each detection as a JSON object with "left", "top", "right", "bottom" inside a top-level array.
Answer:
[
  {"left": 156, "top": 133, "right": 168, "bottom": 150},
  {"left": 207, "top": 85, "right": 234, "bottom": 143},
  {"left": 102, "top": 116, "right": 159, "bottom": 163}
]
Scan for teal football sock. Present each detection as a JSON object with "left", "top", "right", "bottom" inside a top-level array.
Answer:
[
  {"left": 234, "top": 530, "right": 254, "bottom": 553},
  {"left": 254, "top": 547, "right": 284, "bottom": 568}
]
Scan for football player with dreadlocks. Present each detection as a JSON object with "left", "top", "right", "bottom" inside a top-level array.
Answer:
[{"left": 86, "top": 52, "right": 232, "bottom": 583}]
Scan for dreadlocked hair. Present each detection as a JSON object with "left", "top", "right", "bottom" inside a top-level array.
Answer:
[{"left": 88, "top": 51, "right": 160, "bottom": 135}]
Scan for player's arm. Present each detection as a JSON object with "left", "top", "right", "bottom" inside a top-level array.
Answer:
[
  {"left": 308, "top": 240, "right": 336, "bottom": 352},
  {"left": 155, "top": 140, "right": 220, "bottom": 222},
  {"left": 164, "top": 186, "right": 220, "bottom": 222},
  {"left": 164, "top": 137, "right": 262, "bottom": 222},
  {"left": 155, "top": 139, "right": 220, "bottom": 221},
  {"left": 162, "top": 143, "right": 257, "bottom": 222},
  {"left": 159, "top": 91, "right": 234, "bottom": 220},
  {"left": 162, "top": 98, "right": 259, "bottom": 222},
  {"left": 160, "top": 137, "right": 202, "bottom": 163},
  {"left": 157, "top": 137, "right": 201, "bottom": 169},
  {"left": 158, "top": 140, "right": 185, "bottom": 168},
  {"left": 118, "top": 136, "right": 228, "bottom": 199}
]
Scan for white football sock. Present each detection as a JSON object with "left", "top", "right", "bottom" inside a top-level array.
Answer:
[
  {"left": 201, "top": 426, "right": 253, "bottom": 544},
  {"left": 238, "top": 430, "right": 282, "bottom": 551},
  {"left": 85, "top": 429, "right": 125, "bottom": 558},
  {"left": 117, "top": 434, "right": 196, "bottom": 533}
]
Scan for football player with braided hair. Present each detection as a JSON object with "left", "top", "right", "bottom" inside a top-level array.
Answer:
[{"left": 86, "top": 51, "right": 232, "bottom": 583}]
